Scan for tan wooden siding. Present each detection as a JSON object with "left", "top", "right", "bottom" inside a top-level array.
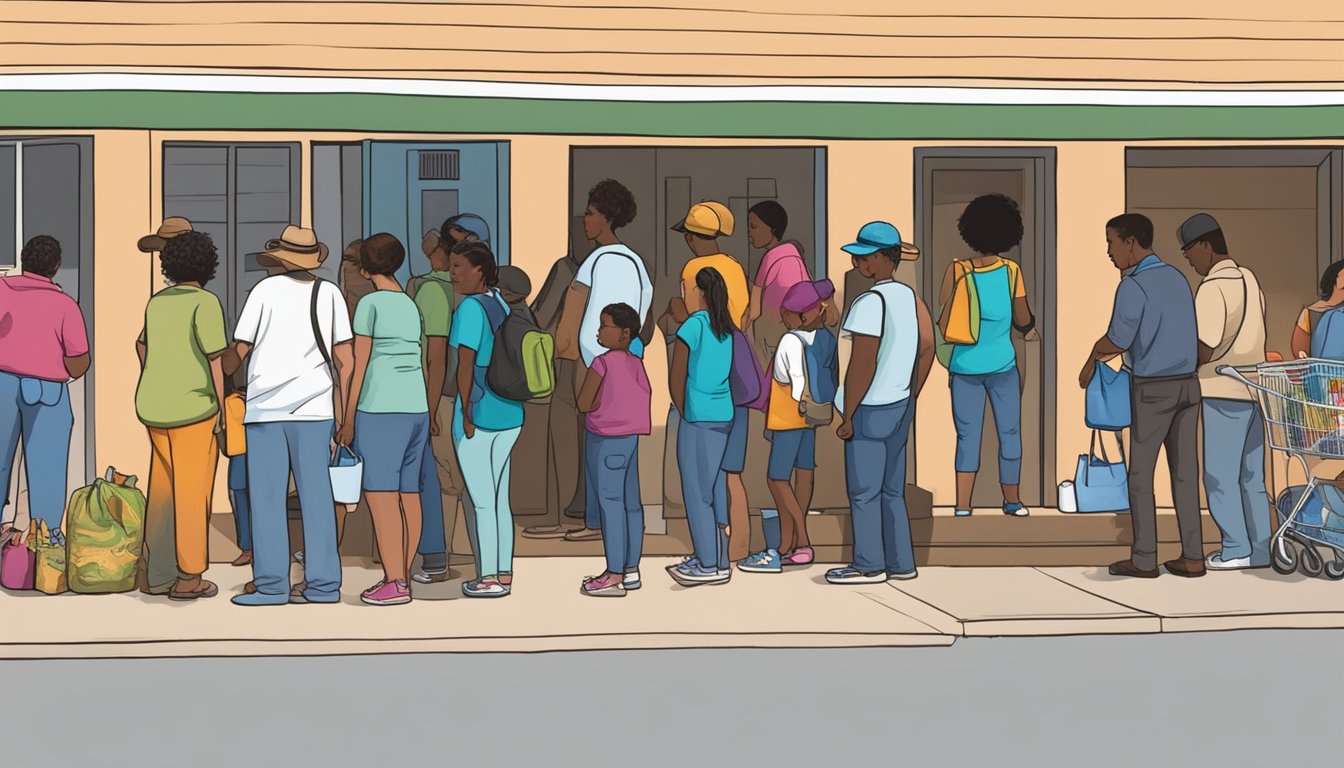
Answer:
[{"left": 1, "top": 2, "right": 1342, "bottom": 87}]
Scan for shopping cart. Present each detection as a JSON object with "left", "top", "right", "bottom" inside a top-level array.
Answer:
[{"left": 1219, "top": 361, "right": 1344, "bottom": 579}]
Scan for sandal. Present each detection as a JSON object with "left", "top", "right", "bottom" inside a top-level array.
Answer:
[{"left": 169, "top": 579, "right": 219, "bottom": 601}]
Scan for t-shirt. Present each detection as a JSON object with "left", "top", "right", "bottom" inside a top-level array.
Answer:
[
  {"left": 586, "top": 349, "right": 652, "bottom": 437},
  {"left": 412, "top": 271, "right": 456, "bottom": 399},
  {"left": 136, "top": 286, "right": 228, "bottom": 428},
  {"left": 353, "top": 291, "right": 429, "bottom": 414},
  {"left": 839, "top": 280, "right": 918, "bottom": 410},
  {"left": 682, "top": 254, "right": 749, "bottom": 331},
  {"left": 949, "top": 258, "right": 1025, "bottom": 376},
  {"left": 574, "top": 244, "right": 654, "bottom": 367},
  {"left": 0, "top": 273, "right": 88, "bottom": 382},
  {"left": 1106, "top": 255, "right": 1198, "bottom": 379},
  {"left": 234, "top": 274, "right": 353, "bottom": 424},
  {"left": 449, "top": 289, "right": 524, "bottom": 440},
  {"left": 1195, "top": 260, "right": 1266, "bottom": 401},
  {"left": 675, "top": 310, "right": 734, "bottom": 423},
  {"left": 767, "top": 329, "right": 812, "bottom": 431},
  {"left": 756, "top": 242, "right": 810, "bottom": 321}
]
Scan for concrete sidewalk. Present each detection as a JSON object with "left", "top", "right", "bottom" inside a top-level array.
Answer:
[{"left": 1, "top": 558, "right": 1341, "bottom": 659}]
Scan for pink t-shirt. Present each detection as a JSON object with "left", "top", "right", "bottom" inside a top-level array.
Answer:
[
  {"left": 0, "top": 274, "right": 89, "bottom": 382},
  {"left": 755, "top": 242, "right": 810, "bottom": 319},
  {"left": 586, "top": 349, "right": 652, "bottom": 437}
]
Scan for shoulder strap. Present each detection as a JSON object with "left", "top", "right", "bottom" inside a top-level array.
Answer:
[{"left": 310, "top": 279, "right": 333, "bottom": 373}]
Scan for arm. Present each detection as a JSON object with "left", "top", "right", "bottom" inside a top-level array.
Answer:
[
  {"left": 136, "top": 341, "right": 147, "bottom": 368},
  {"left": 669, "top": 339, "right": 690, "bottom": 417},
  {"left": 208, "top": 354, "right": 226, "bottom": 427},
  {"left": 913, "top": 295, "right": 936, "bottom": 398},
  {"left": 1292, "top": 325, "right": 1312, "bottom": 360},
  {"left": 333, "top": 340, "right": 354, "bottom": 425},
  {"left": 64, "top": 354, "right": 90, "bottom": 380},
  {"left": 747, "top": 284, "right": 764, "bottom": 326},
  {"left": 577, "top": 368, "right": 604, "bottom": 413},
  {"left": 457, "top": 346, "right": 477, "bottom": 438},
  {"left": 1078, "top": 335, "right": 1127, "bottom": 389},
  {"left": 220, "top": 345, "right": 244, "bottom": 377},
  {"left": 658, "top": 296, "right": 689, "bottom": 342},
  {"left": 554, "top": 284, "right": 589, "bottom": 361},
  {"left": 335, "top": 336, "right": 370, "bottom": 446},
  {"left": 837, "top": 335, "right": 879, "bottom": 440},
  {"left": 424, "top": 336, "right": 448, "bottom": 435}
]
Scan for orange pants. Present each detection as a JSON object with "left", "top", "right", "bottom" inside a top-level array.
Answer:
[{"left": 145, "top": 417, "right": 219, "bottom": 577}]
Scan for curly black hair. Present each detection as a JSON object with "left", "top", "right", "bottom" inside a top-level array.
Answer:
[
  {"left": 20, "top": 235, "right": 62, "bottom": 278},
  {"left": 360, "top": 232, "right": 406, "bottom": 277},
  {"left": 602, "top": 302, "right": 642, "bottom": 341},
  {"left": 160, "top": 230, "right": 219, "bottom": 286},
  {"left": 957, "top": 194, "right": 1024, "bottom": 256},
  {"left": 587, "top": 179, "right": 637, "bottom": 231}
]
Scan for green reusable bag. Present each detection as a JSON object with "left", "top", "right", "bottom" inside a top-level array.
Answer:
[{"left": 66, "top": 467, "right": 146, "bottom": 594}]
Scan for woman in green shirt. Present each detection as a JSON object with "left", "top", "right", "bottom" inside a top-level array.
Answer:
[{"left": 335, "top": 234, "right": 430, "bottom": 606}]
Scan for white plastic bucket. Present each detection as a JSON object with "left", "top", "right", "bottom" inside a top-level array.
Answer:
[
  {"left": 1057, "top": 480, "right": 1078, "bottom": 513},
  {"left": 329, "top": 445, "right": 364, "bottom": 505}
]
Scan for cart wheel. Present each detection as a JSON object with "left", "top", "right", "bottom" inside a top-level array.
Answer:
[
  {"left": 1272, "top": 537, "right": 1298, "bottom": 575},
  {"left": 1299, "top": 543, "right": 1325, "bottom": 578},
  {"left": 1325, "top": 553, "right": 1344, "bottom": 581}
]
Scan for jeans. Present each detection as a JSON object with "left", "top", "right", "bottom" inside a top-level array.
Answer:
[
  {"left": 1129, "top": 376, "right": 1204, "bottom": 571},
  {"left": 0, "top": 371, "right": 73, "bottom": 533},
  {"left": 1203, "top": 398, "right": 1271, "bottom": 565},
  {"left": 418, "top": 395, "right": 476, "bottom": 572},
  {"left": 245, "top": 420, "right": 342, "bottom": 601},
  {"left": 845, "top": 399, "right": 916, "bottom": 575},
  {"left": 677, "top": 418, "right": 731, "bottom": 570},
  {"left": 229, "top": 453, "right": 251, "bottom": 552},
  {"left": 456, "top": 425, "right": 522, "bottom": 579},
  {"left": 950, "top": 368, "right": 1022, "bottom": 485},
  {"left": 585, "top": 432, "right": 643, "bottom": 574}
]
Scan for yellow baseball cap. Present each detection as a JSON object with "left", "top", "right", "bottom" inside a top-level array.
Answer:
[{"left": 671, "top": 201, "right": 734, "bottom": 238}]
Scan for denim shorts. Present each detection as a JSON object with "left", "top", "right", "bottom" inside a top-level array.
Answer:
[
  {"left": 766, "top": 428, "right": 816, "bottom": 481},
  {"left": 721, "top": 406, "right": 750, "bottom": 474},
  {"left": 354, "top": 411, "right": 430, "bottom": 493}
]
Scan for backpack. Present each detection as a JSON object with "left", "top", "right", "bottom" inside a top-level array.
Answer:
[
  {"left": 474, "top": 292, "right": 556, "bottom": 402},
  {"left": 793, "top": 327, "right": 839, "bottom": 427},
  {"left": 1312, "top": 306, "right": 1344, "bottom": 360},
  {"left": 729, "top": 328, "right": 769, "bottom": 411}
]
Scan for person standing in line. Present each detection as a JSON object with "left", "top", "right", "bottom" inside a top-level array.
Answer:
[
  {"left": 577, "top": 303, "right": 652, "bottom": 597},
  {"left": 0, "top": 236, "right": 90, "bottom": 554},
  {"left": 1079, "top": 213, "right": 1205, "bottom": 579},
  {"left": 668, "top": 267, "right": 738, "bottom": 587},
  {"left": 745, "top": 201, "right": 810, "bottom": 369},
  {"left": 449, "top": 241, "right": 524, "bottom": 598},
  {"left": 1180, "top": 213, "right": 1270, "bottom": 570},
  {"left": 229, "top": 226, "right": 353, "bottom": 606},
  {"left": 135, "top": 231, "right": 228, "bottom": 600},
  {"left": 1290, "top": 260, "right": 1344, "bottom": 360},
  {"left": 826, "top": 222, "right": 934, "bottom": 585},
  {"left": 938, "top": 194, "right": 1041, "bottom": 518},
  {"left": 339, "top": 238, "right": 373, "bottom": 323}
]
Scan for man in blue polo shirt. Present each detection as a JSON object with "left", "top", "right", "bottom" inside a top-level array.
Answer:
[{"left": 1079, "top": 213, "right": 1205, "bottom": 579}]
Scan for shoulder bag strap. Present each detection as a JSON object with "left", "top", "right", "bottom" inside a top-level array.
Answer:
[{"left": 310, "top": 278, "right": 334, "bottom": 373}]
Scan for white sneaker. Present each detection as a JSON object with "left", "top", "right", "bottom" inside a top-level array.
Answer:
[
  {"left": 1206, "top": 552, "right": 1252, "bottom": 570},
  {"left": 622, "top": 571, "right": 641, "bottom": 590}
]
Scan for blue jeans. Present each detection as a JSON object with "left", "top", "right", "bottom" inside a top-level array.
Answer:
[
  {"left": 585, "top": 432, "right": 643, "bottom": 574},
  {"left": 0, "top": 371, "right": 73, "bottom": 533},
  {"left": 950, "top": 368, "right": 1022, "bottom": 485},
  {"left": 228, "top": 453, "right": 251, "bottom": 551},
  {"left": 456, "top": 425, "right": 521, "bottom": 579},
  {"left": 677, "top": 418, "right": 731, "bottom": 570},
  {"left": 1203, "top": 399, "right": 1271, "bottom": 565},
  {"left": 245, "top": 420, "right": 342, "bottom": 601},
  {"left": 418, "top": 396, "right": 477, "bottom": 572},
  {"left": 845, "top": 399, "right": 916, "bottom": 575}
]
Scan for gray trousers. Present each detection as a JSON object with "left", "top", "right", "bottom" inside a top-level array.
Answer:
[{"left": 1128, "top": 376, "right": 1205, "bottom": 570}]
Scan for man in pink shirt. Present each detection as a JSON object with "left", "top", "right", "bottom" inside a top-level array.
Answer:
[{"left": 0, "top": 236, "right": 90, "bottom": 546}]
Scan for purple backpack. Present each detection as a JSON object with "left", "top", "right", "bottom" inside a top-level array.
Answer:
[{"left": 729, "top": 329, "right": 770, "bottom": 412}]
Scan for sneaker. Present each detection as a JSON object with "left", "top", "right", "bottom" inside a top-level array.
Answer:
[
  {"left": 666, "top": 556, "right": 699, "bottom": 573},
  {"left": 825, "top": 566, "right": 887, "bottom": 585},
  {"left": 360, "top": 580, "right": 411, "bottom": 606},
  {"left": 623, "top": 571, "right": 642, "bottom": 590},
  {"left": 411, "top": 566, "right": 450, "bottom": 584},
  {"left": 954, "top": 509, "right": 973, "bottom": 517},
  {"left": 1003, "top": 502, "right": 1029, "bottom": 517},
  {"left": 462, "top": 578, "right": 510, "bottom": 598},
  {"left": 887, "top": 569, "right": 919, "bottom": 581},
  {"left": 670, "top": 562, "right": 731, "bottom": 586},
  {"left": 1206, "top": 552, "right": 1253, "bottom": 570},
  {"left": 580, "top": 572, "right": 626, "bottom": 597},
  {"left": 293, "top": 550, "right": 304, "bottom": 564},
  {"left": 782, "top": 547, "right": 814, "bottom": 567},
  {"left": 737, "top": 549, "right": 782, "bottom": 574}
]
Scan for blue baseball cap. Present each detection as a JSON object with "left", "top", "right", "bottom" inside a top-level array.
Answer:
[
  {"left": 841, "top": 221, "right": 920, "bottom": 259},
  {"left": 443, "top": 213, "right": 491, "bottom": 246}
]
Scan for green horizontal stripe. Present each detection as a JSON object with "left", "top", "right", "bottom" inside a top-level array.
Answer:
[{"left": 1, "top": 90, "right": 1342, "bottom": 139}]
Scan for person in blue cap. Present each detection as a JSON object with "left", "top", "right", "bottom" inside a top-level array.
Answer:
[{"left": 826, "top": 222, "right": 935, "bottom": 585}]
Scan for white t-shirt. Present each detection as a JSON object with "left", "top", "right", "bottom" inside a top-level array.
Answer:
[
  {"left": 234, "top": 274, "right": 354, "bottom": 424},
  {"left": 775, "top": 329, "right": 813, "bottom": 402},
  {"left": 837, "top": 280, "right": 917, "bottom": 411},
  {"left": 573, "top": 244, "right": 653, "bottom": 367}
]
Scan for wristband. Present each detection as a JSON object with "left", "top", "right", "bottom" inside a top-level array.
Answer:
[{"left": 1014, "top": 314, "right": 1036, "bottom": 334}]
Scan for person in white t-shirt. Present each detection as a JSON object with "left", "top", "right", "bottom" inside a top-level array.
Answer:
[
  {"left": 227, "top": 226, "right": 354, "bottom": 606},
  {"left": 550, "top": 179, "right": 654, "bottom": 543}
]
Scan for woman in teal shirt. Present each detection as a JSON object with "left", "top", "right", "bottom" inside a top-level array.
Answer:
[
  {"left": 337, "top": 233, "right": 429, "bottom": 606},
  {"left": 447, "top": 241, "right": 525, "bottom": 598},
  {"left": 937, "top": 194, "right": 1040, "bottom": 518}
]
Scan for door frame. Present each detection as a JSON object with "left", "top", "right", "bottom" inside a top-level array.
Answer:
[{"left": 913, "top": 147, "right": 1058, "bottom": 505}]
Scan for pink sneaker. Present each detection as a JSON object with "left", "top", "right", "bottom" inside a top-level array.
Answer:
[
  {"left": 580, "top": 572, "right": 627, "bottom": 598},
  {"left": 360, "top": 579, "right": 411, "bottom": 606},
  {"left": 783, "top": 547, "right": 815, "bottom": 567}
]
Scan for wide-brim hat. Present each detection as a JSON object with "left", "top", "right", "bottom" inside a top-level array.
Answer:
[
  {"left": 138, "top": 217, "right": 193, "bottom": 253},
  {"left": 252, "top": 225, "right": 329, "bottom": 271}
]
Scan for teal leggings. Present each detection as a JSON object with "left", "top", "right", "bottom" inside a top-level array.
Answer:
[{"left": 455, "top": 425, "right": 521, "bottom": 579}]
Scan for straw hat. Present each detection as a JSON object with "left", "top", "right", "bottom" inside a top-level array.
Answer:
[{"left": 252, "top": 225, "right": 329, "bottom": 271}]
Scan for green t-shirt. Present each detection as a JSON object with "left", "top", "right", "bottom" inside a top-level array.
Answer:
[
  {"left": 135, "top": 285, "right": 228, "bottom": 429},
  {"left": 412, "top": 271, "right": 456, "bottom": 398},
  {"left": 353, "top": 290, "right": 430, "bottom": 414}
]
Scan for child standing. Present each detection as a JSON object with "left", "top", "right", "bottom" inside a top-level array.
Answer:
[
  {"left": 740, "top": 280, "right": 838, "bottom": 573},
  {"left": 577, "top": 303, "right": 652, "bottom": 597}
]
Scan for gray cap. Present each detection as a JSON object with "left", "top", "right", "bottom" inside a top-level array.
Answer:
[
  {"left": 497, "top": 265, "right": 532, "bottom": 298},
  {"left": 1178, "top": 213, "right": 1221, "bottom": 251}
]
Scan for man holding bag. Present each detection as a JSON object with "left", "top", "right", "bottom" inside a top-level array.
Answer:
[{"left": 1079, "top": 214, "right": 1205, "bottom": 579}]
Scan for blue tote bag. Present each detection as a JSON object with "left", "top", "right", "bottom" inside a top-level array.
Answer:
[
  {"left": 1086, "top": 364, "right": 1131, "bottom": 430},
  {"left": 1073, "top": 430, "right": 1130, "bottom": 513}
]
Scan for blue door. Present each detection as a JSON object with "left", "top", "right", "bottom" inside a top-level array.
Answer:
[{"left": 363, "top": 141, "right": 510, "bottom": 284}]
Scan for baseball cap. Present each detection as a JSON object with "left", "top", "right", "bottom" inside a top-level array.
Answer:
[
  {"left": 497, "top": 265, "right": 532, "bottom": 298},
  {"left": 138, "top": 217, "right": 194, "bottom": 253},
  {"left": 443, "top": 213, "right": 491, "bottom": 246},
  {"left": 1178, "top": 213, "right": 1221, "bottom": 251},
  {"left": 841, "top": 221, "right": 920, "bottom": 259},
  {"left": 781, "top": 279, "right": 837, "bottom": 314},
  {"left": 671, "top": 201, "right": 734, "bottom": 238}
]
